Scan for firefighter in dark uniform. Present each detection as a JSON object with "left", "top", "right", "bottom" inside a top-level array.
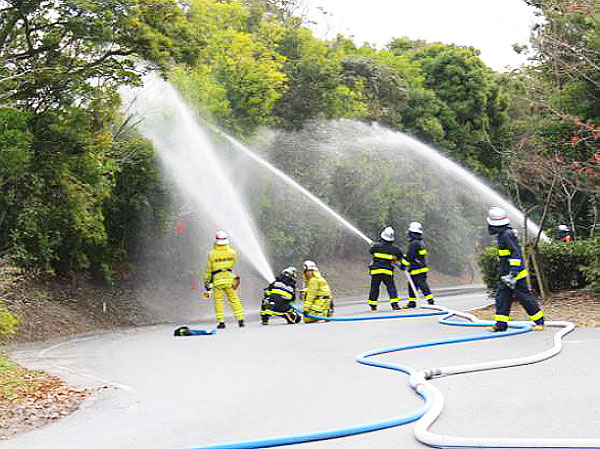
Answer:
[
  {"left": 367, "top": 226, "right": 405, "bottom": 311},
  {"left": 486, "top": 206, "right": 545, "bottom": 332},
  {"left": 261, "top": 267, "right": 301, "bottom": 325},
  {"left": 402, "top": 222, "right": 435, "bottom": 308}
]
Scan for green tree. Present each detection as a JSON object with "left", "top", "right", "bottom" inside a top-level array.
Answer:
[
  {"left": 171, "top": 1, "right": 288, "bottom": 133},
  {"left": 409, "top": 43, "right": 511, "bottom": 176},
  {"left": 0, "top": 108, "right": 33, "bottom": 252},
  {"left": 0, "top": 0, "right": 189, "bottom": 110},
  {"left": 507, "top": 0, "right": 599, "bottom": 238}
]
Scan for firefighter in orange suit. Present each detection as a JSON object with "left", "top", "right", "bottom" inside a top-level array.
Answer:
[{"left": 203, "top": 230, "right": 244, "bottom": 329}]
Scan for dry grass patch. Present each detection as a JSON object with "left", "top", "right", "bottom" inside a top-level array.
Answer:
[{"left": 472, "top": 289, "right": 600, "bottom": 327}]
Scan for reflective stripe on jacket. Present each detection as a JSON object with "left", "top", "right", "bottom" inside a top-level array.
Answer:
[
  {"left": 369, "top": 241, "right": 404, "bottom": 276},
  {"left": 496, "top": 227, "right": 528, "bottom": 281},
  {"left": 265, "top": 278, "right": 295, "bottom": 302},
  {"left": 406, "top": 236, "right": 429, "bottom": 276},
  {"left": 204, "top": 245, "right": 237, "bottom": 289},
  {"left": 304, "top": 272, "right": 331, "bottom": 315}
]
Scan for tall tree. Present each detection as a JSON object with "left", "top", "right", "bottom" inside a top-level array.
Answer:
[{"left": 509, "top": 0, "right": 599, "bottom": 237}]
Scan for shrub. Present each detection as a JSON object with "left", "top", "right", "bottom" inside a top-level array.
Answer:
[
  {"left": 537, "top": 240, "right": 589, "bottom": 290},
  {"left": 477, "top": 247, "right": 501, "bottom": 292},
  {"left": 579, "top": 233, "right": 600, "bottom": 289},
  {"left": 0, "top": 301, "right": 20, "bottom": 338},
  {"left": 477, "top": 235, "right": 599, "bottom": 291}
]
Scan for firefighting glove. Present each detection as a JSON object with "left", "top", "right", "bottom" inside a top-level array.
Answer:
[{"left": 501, "top": 274, "right": 517, "bottom": 289}]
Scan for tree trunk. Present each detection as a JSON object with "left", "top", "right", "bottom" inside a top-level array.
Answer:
[
  {"left": 590, "top": 194, "right": 598, "bottom": 238},
  {"left": 529, "top": 246, "right": 549, "bottom": 301}
]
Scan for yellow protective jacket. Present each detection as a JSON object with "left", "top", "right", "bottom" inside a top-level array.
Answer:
[
  {"left": 304, "top": 271, "right": 332, "bottom": 316},
  {"left": 204, "top": 245, "right": 237, "bottom": 289}
]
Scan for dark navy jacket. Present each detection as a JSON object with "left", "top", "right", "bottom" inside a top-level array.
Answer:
[
  {"left": 369, "top": 240, "right": 404, "bottom": 276},
  {"left": 264, "top": 274, "right": 296, "bottom": 302},
  {"left": 495, "top": 226, "right": 527, "bottom": 279},
  {"left": 405, "top": 234, "right": 429, "bottom": 276}
]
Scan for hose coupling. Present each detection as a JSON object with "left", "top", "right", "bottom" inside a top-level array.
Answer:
[{"left": 424, "top": 368, "right": 442, "bottom": 379}]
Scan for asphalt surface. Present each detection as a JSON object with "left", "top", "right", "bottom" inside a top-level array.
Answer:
[{"left": 4, "top": 286, "right": 600, "bottom": 449}]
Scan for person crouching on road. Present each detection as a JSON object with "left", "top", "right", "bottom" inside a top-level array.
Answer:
[
  {"left": 367, "top": 226, "right": 405, "bottom": 311},
  {"left": 203, "top": 230, "right": 245, "bottom": 329},
  {"left": 402, "top": 222, "right": 435, "bottom": 308},
  {"left": 302, "top": 260, "right": 332, "bottom": 323},
  {"left": 486, "top": 206, "right": 544, "bottom": 332},
  {"left": 261, "top": 267, "right": 301, "bottom": 325}
]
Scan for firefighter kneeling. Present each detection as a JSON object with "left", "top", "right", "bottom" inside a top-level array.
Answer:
[
  {"left": 261, "top": 267, "right": 301, "bottom": 325},
  {"left": 302, "top": 260, "right": 333, "bottom": 323}
]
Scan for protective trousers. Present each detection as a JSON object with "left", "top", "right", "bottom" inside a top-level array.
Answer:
[
  {"left": 213, "top": 287, "right": 244, "bottom": 322},
  {"left": 494, "top": 280, "right": 544, "bottom": 330},
  {"left": 261, "top": 298, "right": 300, "bottom": 324},
  {"left": 407, "top": 274, "right": 434, "bottom": 306},
  {"left": 367, "top": 274, "right": 399, "bottom": 307},
  {"left": 304, "top": 297, "right": 332, "bottom": 323}
]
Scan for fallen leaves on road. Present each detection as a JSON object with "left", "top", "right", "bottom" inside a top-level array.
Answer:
[{"left": 0, "top": 358, "right": 92, "bottom": 439}]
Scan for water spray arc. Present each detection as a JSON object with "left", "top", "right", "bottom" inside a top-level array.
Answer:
[
  {"left": 121, "top": 76, "right": 275, "bottom": 283},
  {"left": 368, "top": 123, "right": 550, "bottom": 242},
  {"left": 124, "top": 78, "right": 587, "bottom": 448},
  {"left": 203, "top": 125, "right": 432, "bottom": 300},
  {"left": 207, "top": 124, "right": 373, "bottom": 246}
]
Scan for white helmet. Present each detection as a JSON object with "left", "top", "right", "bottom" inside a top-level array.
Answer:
[
  {"left": 558, "top": 224, "right": 570, "bottom": 232},
  {"left": 282, "top": 266, "right": 297, "bottom": 280},
  {"left": 408, "top": 221, "right": 423, "bottom": 234},
  {"left": 380, "top": 226, "right": 395, "bottom": 242},
  {"left": 487, "top": 206, "right": 510, "bottom": 227},
  {"left": 303, "top": 260, "right": 318, "bottom": 272},
  {"left": 215, "top": 229, "right": 229, "bottom": 245}
]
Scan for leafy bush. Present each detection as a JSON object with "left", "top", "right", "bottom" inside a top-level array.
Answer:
[
  {"left": 0, "top": 302, "right": 20, "bottom": 338},
  {"left": 477, "top": 247, "right": 501, "bottom": 291},
  {"left": 537, "top": 240, "right": 589, "bottom": 290},
  {"left": 477, "top": 235, "right": 599, "bottom": 291},
  {"left": 579, "top": 233, "right": 600, "bottom": 289}
]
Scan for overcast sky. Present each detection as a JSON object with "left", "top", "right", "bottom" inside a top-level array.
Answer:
[{"left": 303, "top": 0, "right": 540, "bottom": 72}]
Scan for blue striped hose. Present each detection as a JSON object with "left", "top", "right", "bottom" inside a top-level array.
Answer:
[{"left": 178, "top": 307, "right": 531, "bottom": 449}]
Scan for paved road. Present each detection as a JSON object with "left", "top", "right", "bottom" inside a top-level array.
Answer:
[{"left": 4, "top": 287, "right": 600, "bottom": 449}]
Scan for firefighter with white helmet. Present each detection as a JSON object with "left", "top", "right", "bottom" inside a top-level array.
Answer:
[
  {"left": 486, "top": 206, "right": 544, "bottom": 332},
  {"left": 557, "top": 224, "right": 572, "bottom": 242},
  {"left": 203, "top": 230, "right": 245, "bottom": 329},
  {"left": 302, "top": 260, "right": 333, "bottom": 323},
  {"left": 367, "top": 226, "right": 405, "bottom": 311},
  {"left": 402, "top": 221, "right": 435, "bottom": 307},
  {"left": 261, "top": 267, "right": 301, "bottom": 325}
]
